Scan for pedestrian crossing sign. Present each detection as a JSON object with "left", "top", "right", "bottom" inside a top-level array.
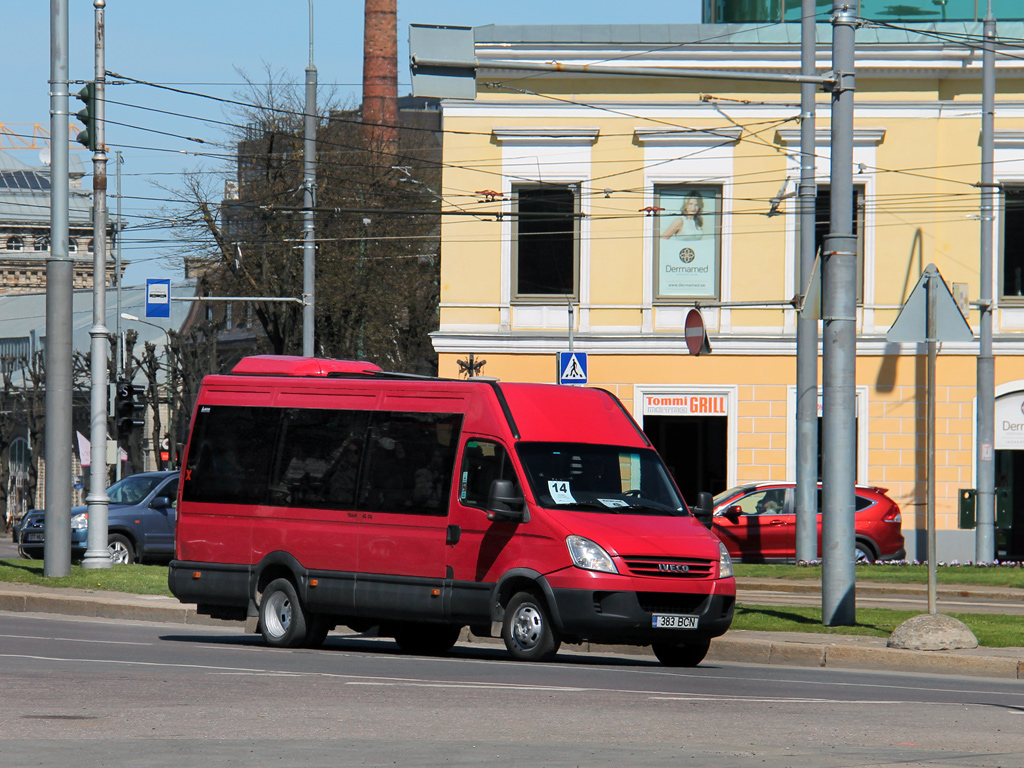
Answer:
[{"left": 558, "top": 352, "right": 588, "bottom": 385}]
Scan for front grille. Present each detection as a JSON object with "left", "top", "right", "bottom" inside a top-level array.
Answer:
[
  {"left": 622, "top": 555, "right": 714, "bottom": 579},
  {"left": 636, "top": 592, "right": 709, "bottom": 614}
]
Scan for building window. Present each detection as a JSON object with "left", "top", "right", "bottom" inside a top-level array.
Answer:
[
  {"left": 1001, "top": 187, "right": 1024, "bottom": 299},
  {"left": 68, "top": 239, "right": 78, "bottom": 254},
  {"left": 6, "top": 237, "right": 23, "bottom": 252},
  {"left": 654, "top": 185, "right": 722, "bottom": 300},
  {"left": 512, "top": 184, "right": 579, "bottom": 299},
  {"left": 815, "top": 185, "right": 865, "bottom": 303},
  {"left": 33, "top": 235, "right": 48, "bottom": 251}
]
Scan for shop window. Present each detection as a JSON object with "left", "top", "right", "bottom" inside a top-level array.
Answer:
[
  {"left": 815, "top": 185, "right": 865, "bottom": 304},
  {"left": 1001, "top": 187, "right": 1024, "bottom": 300},
  {"left": 654, "top": 185, "right": 722, "bottom": 300},
  {"left": 512, "top": 184, "right": 579, "bottom": 299}
]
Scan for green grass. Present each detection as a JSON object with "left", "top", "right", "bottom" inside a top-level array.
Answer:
[
  {"left": 734, "top": 562, "right": 1024, "bottom": 588},
  {"left": 0, "top": 558, "right": 172, "bottom": 596},
  {"left": 733, "top": 604, "right": 1024, "bottom": 648}
]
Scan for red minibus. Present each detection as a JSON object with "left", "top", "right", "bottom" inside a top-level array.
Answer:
[{"left": 169, "top": 355, "right": 735, "bottom": 666}]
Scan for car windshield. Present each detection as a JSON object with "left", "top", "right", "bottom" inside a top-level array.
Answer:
[
  {"left": 516, "top": 442, "right": 686, "bottom": 516},
  {"left": 107, "top": 475, "right": 164, "bottom": 505}
]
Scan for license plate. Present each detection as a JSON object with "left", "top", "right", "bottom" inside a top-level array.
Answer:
[
  {"left": 652, "top": 614, "right": 699, "bottom": 629},
  {"left": 23, "top": 532, "right": 44, "bottom": 543}
]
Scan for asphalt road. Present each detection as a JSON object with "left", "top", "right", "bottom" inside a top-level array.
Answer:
[{"left": 1, "top": 612, "right": 1023, "bottom": 768}]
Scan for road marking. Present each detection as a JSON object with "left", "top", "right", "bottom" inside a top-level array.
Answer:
[
  {"left": 0, "top": 633, "right": 151, "bottom": 646},
  {"left": 648, "top": 696, "right": 910, "bottom": 704}
]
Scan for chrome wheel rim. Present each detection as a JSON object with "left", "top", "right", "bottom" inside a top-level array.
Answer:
[
  {"left": 511, "top": 603, "right": 543, "bottom": 650},
  {"left": 263, "top": 591, "right": 293, "bottom": 639},
  {"left": 108, "top": 541, "right": 130, "bottom": 565}
]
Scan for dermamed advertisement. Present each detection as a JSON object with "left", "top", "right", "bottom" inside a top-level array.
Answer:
[{"left": 655, "top": 186, "right": 721, "bottom": 299}]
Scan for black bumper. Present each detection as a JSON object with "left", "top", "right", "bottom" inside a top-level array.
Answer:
[{"left": 548, "top": 587, "right": 735, "bottom": 646}]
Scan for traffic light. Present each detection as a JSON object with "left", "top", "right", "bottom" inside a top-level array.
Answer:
[
  {"left": 114, "top": 380, "right": 145, "bottom": 437},
  {"left": 75, "top": 83, "right": 97, "bottom": 151}
]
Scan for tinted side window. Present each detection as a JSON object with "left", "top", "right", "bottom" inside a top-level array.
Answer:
[
  {"left": 359, "top": 411, "right": 463, "bottom": 515},
  {"left": 269, "top": 408, "right": 371, "bottom": 508},
  {"left": 182, "top": 406, "right": 279, "bottom": 503},
  {"left": 159, "top": 478, "right": 179, "bottom": 507},
  {"left": 459, "top": 440, "right": 521, "bottom": 508}
]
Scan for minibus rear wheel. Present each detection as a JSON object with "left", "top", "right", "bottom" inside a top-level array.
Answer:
[
  {"left": 259, "top": 578, "right": 309, "bottom": 648},
  {"left": 652, "top": 638, "right": 711, "bottom": 667},
  {"left": 502, "top": 591, "right": 561, "bottom": 662}
]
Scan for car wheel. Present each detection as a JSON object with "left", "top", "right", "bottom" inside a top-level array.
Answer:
[
  {"left": 502, "top": 591, "right": 561, "bottom": 662},
  {"left": 652, "top": 638, "right": 711, "bottom": 667},
  {"left": 855, "top": 540, "right": 876, "bottom": 563},
  {"left": 107, "top": 534, "right": 135, "bottom": 565},
  {"left": 393, "top": 623, "right": 462, "bottom": 655},
  {"left": 259, "top": 578, "right": 309, "bottom": 648}
]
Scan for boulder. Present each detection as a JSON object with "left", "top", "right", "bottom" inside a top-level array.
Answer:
[{"left": 887, "top": 613, "right": 978, "bottom": 651}]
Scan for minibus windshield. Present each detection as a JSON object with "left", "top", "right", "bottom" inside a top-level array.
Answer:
[{"left": 516, "top": 443, "right": 686, "bottom": 516}]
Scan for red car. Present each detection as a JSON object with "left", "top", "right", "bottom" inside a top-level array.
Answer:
[{"left": 711, "top": 483, "right": 905, "bottom": 563}]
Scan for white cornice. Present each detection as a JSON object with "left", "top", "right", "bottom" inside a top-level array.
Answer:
[
  {"left": 634, "top": 127, "right": 742, "bottom": 145},
  {"left": 776, "top": 128, "right": 887, "bottom": 146},
  {"left": 491, "top": 127, "right": 600, "bottom": 144},
  {"left": 994, "top": 131, "right": 1024, "bottom": 149},
  {"left": 430, "top": 331, "right": 1024, "bottom": 356}
]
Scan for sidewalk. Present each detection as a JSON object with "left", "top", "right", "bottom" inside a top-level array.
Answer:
[{"left": 0, "top": 579, "right": 1021, "bottom": 680}]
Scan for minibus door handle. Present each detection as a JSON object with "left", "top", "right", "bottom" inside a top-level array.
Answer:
[{"left": 446, "top": 524, "right": 461, "bottom": 545}]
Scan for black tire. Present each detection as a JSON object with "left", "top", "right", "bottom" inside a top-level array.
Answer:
[
  {"left": 259, "top": 578, "right": 309, "bottom": 648},
  {"left": 393, "top": 623, "right": 462, "bottom": 655},
  {"left": 855, "top": 540, "right": 877, "bottom": 563},
  {"left": 303, "top": 615, "right": 333, "bottom": 649},
  {"left": 652, "top": 638, "right": 711, "bottom": 667},
  {"left": 107, "top": 534, "right": 135, "bottom": 565},
  {"left": 501, "top": 591, "right": 561, "bottom": 662}
]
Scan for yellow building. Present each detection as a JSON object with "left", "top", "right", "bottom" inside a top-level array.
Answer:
[{"left": 428, "top": 22, "right": 1024, "bottom": 561}]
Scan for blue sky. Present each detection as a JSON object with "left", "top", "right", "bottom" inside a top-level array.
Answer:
[{"left": 6, "top": 1, "right": 701, "bottom": 285}]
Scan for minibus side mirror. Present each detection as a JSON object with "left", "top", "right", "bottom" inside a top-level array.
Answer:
[
  {"left": 486, "top": 479, "right": 527, "bottom": 523},
  {"left": 692, "top": 491, "right": 714, "bottom": 530}
]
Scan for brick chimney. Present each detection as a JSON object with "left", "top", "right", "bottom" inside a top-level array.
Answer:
[{"left": 362, "top": 0, "right": 398, "bottom": 151}]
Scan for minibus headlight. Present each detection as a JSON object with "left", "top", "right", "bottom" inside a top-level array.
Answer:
[
  {"left": 718, "top": 542, "right": 734, "bottom": 579},
  {"left": 70, "top": 512, "right": 89, "bottom": 530},
  {"left": 566, "top": 535, "right": 618, "bottom": 574}
]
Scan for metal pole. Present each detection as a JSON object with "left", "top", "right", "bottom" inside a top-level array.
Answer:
[
  {"left": 115, "top": 150, "right": 123, "bottom": 482},
  {"left": 82, "top": 0, "right": 111, "bottom": 570},
  {"left": 44, "top": 0, "right": 73, "bottom": 577},
  {"left": 302, "top": 0, "right": 317, "bottom": 357},
  {"left": 976, "top": 3, "right": 996, "bottom": 563},
  {"left": 795, "top": 0, "right": 820, "bottom": 563},
  {"left": 926, "top": 266, "right": 938, "bottom": 613},
  {"left": 821, "top": 0, "right": 857, "bottom": 626}
]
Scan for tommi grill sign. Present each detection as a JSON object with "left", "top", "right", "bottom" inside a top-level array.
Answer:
[
  {"left": 643, "top": 394, "right": 728, "bottom": 417},
  {"left": 658, "top": 563, "right": 690, "bottom": 573}
]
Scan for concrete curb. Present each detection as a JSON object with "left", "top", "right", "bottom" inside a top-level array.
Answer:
[{"left": 2, "top": 584, "right": 1022, "bottom": 679}]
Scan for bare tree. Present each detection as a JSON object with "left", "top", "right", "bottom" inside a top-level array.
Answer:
[{"left": 161, "top": 67, "right": 441, "bottom": 372}]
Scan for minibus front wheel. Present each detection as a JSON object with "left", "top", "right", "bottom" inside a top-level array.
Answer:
[
  {"left": 652, "top": 638, "right": 711, "bottom": 667},
  {"left": 502, "top": 591, "right": 561, "bottom": 662},
  {"left": 259, "top": 578, "right": 309, "bottom": 648}
]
